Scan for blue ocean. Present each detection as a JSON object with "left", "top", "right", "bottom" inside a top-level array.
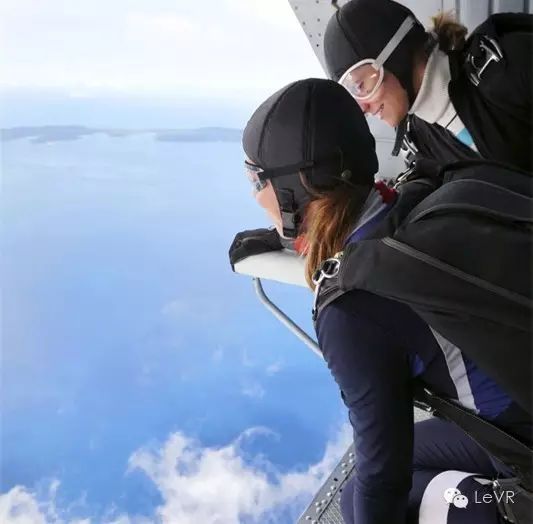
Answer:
[{"left": 2, "top": 131, "right": 346, "bottom": 522}]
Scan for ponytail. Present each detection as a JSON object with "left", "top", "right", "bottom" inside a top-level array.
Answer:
[{"left": 430, "top": 11, "right": 468, "bottom": 52}]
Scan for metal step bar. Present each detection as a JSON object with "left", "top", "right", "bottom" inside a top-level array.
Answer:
[{"left": 253, "top": 277, "right": 322, "bottom": 358}]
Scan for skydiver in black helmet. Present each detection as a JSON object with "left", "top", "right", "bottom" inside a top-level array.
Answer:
[
  {"left": 230, "top": 78, "right": 533, "bottom": 523},
  {"left": 324, "top": 0, "right": 533, "bottom": 172}
]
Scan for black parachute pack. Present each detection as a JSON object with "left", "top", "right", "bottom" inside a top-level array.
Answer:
[
  {"left": 313, "top": 159, "right": 533, "bottom": 491},
  {"left": 450, "top": 13, "right": 533, "bottom": 172},
  {"left": 395, "top": 13, "right": 533, "bottom": 172}
]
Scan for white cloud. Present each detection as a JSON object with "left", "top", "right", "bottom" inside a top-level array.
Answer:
[
  {"left": 241, "top": 381, "right": 266, "bottom": 399},
  {"left": 225, "top": 0, "right": 300, "bottom": 30},
  {"left": 128, "top": 424, "right": 351, "bottom": 523},
  {"left": 234, "top": 426, "right": 278, "bottom": 445},
  {"left": 0, "top": 485, "right": 138, "bottom": 524},
  {"left": 265, "top": 360, "right": 284, "bottom": 376},
  {"left": 0, "top": 424, "right": 351, "bottom": 524},
  {"left": 160, "top": 299, "right": 189, "bottom": 318},
  {"left": 0, "top": 481, "right": 82, "bottom": 524},
  {"left": 1, "top": 0, "right": 323, "bottom": 94},
  {"left": 125, "top": 12, "right": 198, "bottom": 40},
  {"left": 0, "top": 486, "right": 47, "bottom": 524},
  {"left": 161, "top": 298, "right": 224, "bottom": 323}
]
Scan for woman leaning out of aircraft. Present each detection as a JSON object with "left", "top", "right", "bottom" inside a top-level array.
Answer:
[
  {"left": 324, "top": 0, "right": 533, "bottom": 172},
  {"left": 230, "top": 78, "right": 533, "bottom": 523}
]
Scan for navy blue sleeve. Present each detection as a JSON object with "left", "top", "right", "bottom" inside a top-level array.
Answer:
[{"left": 316, "top": 293, "right": 414, "bottom": 524}]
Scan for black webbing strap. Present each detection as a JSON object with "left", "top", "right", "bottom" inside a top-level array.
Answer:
[
  {"left": 258, "top": 160, "right": 314, "bottom": 180},
  {"left": 416, "top": 387, "right": 533, "bottom": 492},
  {"left": 392, "top": 116, "right": 408, "bottom": 157},
  {"left": 277, "top": 188, "right": 300, "bottom": 238},
  {"left": 257, "top": 152, "right": 342, "bottom": 181}
]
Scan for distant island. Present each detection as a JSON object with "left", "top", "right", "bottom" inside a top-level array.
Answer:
[{"left": 0, "top": 125, "right": 243, "bottom": 144}]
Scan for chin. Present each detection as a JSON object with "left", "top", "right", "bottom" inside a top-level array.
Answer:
[{"left": 384, "top": 113, "right": 401, "bottom": 127}]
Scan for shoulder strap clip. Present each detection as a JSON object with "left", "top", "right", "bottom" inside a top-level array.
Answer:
[
  {"left": 399, "top": 116, "right": 418, "bottom": 167},
  {"left": 312, "top": 256, "right": 342, "bottom": 321},
  {"left": 467, "top": 35, "right": 503, "bottom": 87}
]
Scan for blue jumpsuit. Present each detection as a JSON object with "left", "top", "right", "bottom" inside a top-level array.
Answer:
[{"left": 315, "top": 190, "right": 532, "bottom": 524}]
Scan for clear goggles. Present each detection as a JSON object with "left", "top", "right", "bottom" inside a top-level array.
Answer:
[
  {"left": 338, "top": 16, "right": 416, "bottom": 101},
  {"left": 244, "top": 160, "right": 268, "bottom": 193}
]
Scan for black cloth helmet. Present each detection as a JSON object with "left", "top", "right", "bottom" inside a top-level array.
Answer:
[
  {"left": 243, "top": 78, "right": 378, "bottom": 238},
  {"left": 324, "top": 0, "right": 427, "bottom": 103}
]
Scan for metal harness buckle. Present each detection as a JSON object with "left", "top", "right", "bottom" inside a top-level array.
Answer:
[
  {"left": 393, "top": 163, "right": 416, "bottom": 188},
  {"left": 312, "top": 257, "right": 341, "bottom": 321},
  {"left": 399, "top": 117, "right": 418, "bottom": 168},
  {"left": 467, "top": 35, "right": 503, "bottom": 87}
]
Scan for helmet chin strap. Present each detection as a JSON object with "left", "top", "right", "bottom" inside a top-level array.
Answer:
[
  {"left": 263, "top": 151, "right": 348, "bottom": 238},
  {"left": 270, "top": 172, "right": 315, "bottom": 239},
  {"left": 277, "top": 187, "right": 301, "bottom": 239}
]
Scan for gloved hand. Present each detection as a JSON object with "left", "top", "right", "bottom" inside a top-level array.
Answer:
[{"left": 229, "top": 227, "right": 283, "bottom": 270}]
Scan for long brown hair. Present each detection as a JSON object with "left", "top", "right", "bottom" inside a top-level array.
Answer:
[
  {"left": 430, "top": 10, "right": 468, "bottom": 52},
  {"left": 299, "top": 175, "right": 371, "bottom": 288}
]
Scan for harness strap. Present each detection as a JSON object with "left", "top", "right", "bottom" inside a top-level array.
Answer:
[
  {"left": 313, "top": 271, "right": 533, "bottom": 480},
  {"left": 393, "top": 115, "right": 418, "bottom": 167},
  {"left": 277, "top": 188, "right": 300, "bottom": 238},
  {"left": 416, "top": 387, "right": 533, "bottom": 492},
  {"left": 397, "top": 20, "right": 514, "bottom": 162},
  {"left": 392, "top": 116, "right": 408, "bottom": 157},
  {"left": 475, "top": 477, "right": 533, "bottom": 523},
  {"left": 406, "top": 178, "right": 533, "bottom": 225}
]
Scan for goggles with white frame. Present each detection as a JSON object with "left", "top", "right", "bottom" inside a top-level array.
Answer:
[{"left": 338, "top": 16, "right": 417, "bottom": 101}]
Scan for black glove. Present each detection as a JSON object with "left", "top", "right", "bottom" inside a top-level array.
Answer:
[{"left": 229, "top": 227, "right": 283, "bottom": 270}]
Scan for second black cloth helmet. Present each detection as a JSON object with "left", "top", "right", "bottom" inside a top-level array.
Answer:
[
  {"left": 324, "top": 0, "right": 427, "bottom": 103},
  {"left": 242, "top": 78, "right": 378, "bottom": 237}
]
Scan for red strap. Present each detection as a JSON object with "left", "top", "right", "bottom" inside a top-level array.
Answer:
[
  {"left": 374, "top": 181, "right": 397, "bottom": 204},
  {"left": 294, "top": 235, "right": 308, "bottom": 255}
]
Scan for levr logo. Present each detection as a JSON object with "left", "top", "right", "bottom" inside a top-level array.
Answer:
[{"left": 443, "top": 487, "right": 469, "bottom": 509}]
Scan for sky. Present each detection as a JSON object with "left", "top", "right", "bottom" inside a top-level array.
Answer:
[
  {"left": 2, "top": 1, "right": 527, "bottom": 521},
  {"left": 1, "top": 133, "right": 351, "bottom": 524},
  {"left": 1, "top": 427, "right": 351, "bottom": 524},
  {"left": 1, "top": 2, "right": 352, "bottom": 523},
  {"left": 0, "top": 0, "right": 324, "bottom": 98}
]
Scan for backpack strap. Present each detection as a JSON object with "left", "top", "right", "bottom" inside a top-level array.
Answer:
[
  {"left": 313, "top": 268, "right": 533, "bottom": 485},
  {"left": 312, "top": 266, "right": 437, "bottom": 414},
  {"left": 482, "top": 476, "right": 533, "bottom": 523},
  {"left": 311, "top": 259, "right": 345, "bottom": 323},
  {"left": 438, "top": 158, "right": 532, "bottom": 178},
  {"left": 313, "top": 257, "right": 533, "bottom": 488},
  {"left": 392, "top": 114, "right": 419, "bottom": 168},
  {"left": 416, "top": 386, "right": 533, "bottom": 492},
  {"left": 406, "top": 178, "right": 533, "bottom": 225}
]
